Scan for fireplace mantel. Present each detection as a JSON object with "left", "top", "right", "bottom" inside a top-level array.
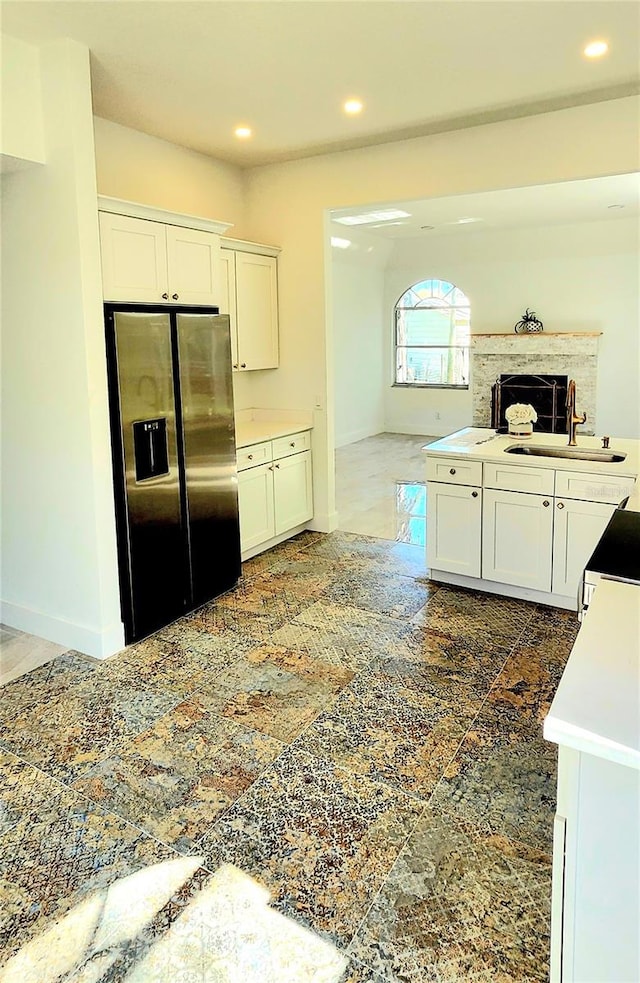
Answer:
[{"left": 471, "top": 333, "right": 600, "bottom": 434}]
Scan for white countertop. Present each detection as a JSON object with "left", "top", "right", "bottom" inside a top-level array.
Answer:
[
  {"left": 423, "top": 427, "right": 640, "bottom": 479},
  {"left": 544, "top": 578, "right": 640, "bottom": 770},
  {"left": 235, "top": 415, "right": 312, "bottom": 449}
]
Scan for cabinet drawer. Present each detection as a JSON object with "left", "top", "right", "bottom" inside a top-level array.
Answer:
[
  {"left": 554, "top": 470, "right": 636, "bottom": 504},
  {"left": 272, "top": 430, "right": 311, "bottom": 460},
  {"left": 237, "top": 440, "right": 272, "bottom": 471},
  {"left": 484, "top": 462, "right": 555, "bottom": 495},
  {"left": 426, "top": 457, "right": 482, "bottom": 486}
]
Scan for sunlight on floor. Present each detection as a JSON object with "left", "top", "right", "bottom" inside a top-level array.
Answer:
[{"left": 0, "top": 860, "right": 349, "bottom": 983}]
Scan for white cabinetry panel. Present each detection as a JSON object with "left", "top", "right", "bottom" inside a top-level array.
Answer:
[
  {"left": 99, "top": 213, "right": 168, "bottom": 303},
  {"left": 165, "top": 225, "right": 220, "bottom": 305},
  {"left": 99, "top": 212, "right": 221, "bottom": 305},
  {"left": 484, "top": 462, "right": 555, "bottom": 495},
  {"left": 238, "top": 462, "right": 275, "bottom": 551},
  {"left": 482, "top": 488, "right": 553, "bottom": 591},
  {"left": 221, "top": 248, "right": 279, "bottom": 371},
  {"left": 555, "top": 470, "right": 635, "bottom": 504},
  {"left": 426, "top": 481, "right": 481, "bottom": 577},
  {"left": 426, "top": 457, "right": 483, "bottom": 486},
  {"left": 274, "top": 451, "right": 313, "bottom": 534},
  {"left": 552, "top": 498, "right": 615, "bottom": 597}
]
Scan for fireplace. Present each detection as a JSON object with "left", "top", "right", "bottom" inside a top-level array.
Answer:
[{"left": 492, "top": 374, "right": 568, "bottom": 434}]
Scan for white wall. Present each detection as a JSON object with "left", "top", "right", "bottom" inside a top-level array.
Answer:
[
  {"left": 1, "top": 39, "right": 122, "bottom": 656},
  {"left": 0, "top": 34, "right": 45, "bottom": 166},
  {"left": 93, "top": 117, "right": 247, "bottom": 233},
  {"left": 386, "top": 216, "right": 640, "bottom": 438},
  {"left": 244, "top": 97, "right": 640, "bottom": 528},
  {"left": 331, "top": 225, "right": 392, "bottom": 447}
]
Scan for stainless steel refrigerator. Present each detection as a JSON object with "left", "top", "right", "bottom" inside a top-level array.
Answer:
[{"left": 105, "top": 304, "right": 241, "bottom": 644}]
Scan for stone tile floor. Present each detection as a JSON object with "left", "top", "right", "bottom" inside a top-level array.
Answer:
[{"left": 0, "top": 530, "right": 579, "bottom": 982}]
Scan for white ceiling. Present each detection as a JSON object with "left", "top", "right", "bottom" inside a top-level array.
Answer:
[
  {"left": 330, "top": 173, "right": 640, "bottom": 238},
  {"left": 2, "top": 1, "right": 639, "bottom": 168}
]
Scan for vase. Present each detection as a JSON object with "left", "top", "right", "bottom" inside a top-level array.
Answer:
[{"left": 508, "top": 421, "right": 533, "bottom": 438}]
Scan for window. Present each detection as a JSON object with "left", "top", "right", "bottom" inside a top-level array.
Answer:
[{"left": 394, "top": 278, "right": 470, "bottom": 388}]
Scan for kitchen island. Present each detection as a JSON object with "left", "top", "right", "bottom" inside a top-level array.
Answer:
[
  {"left": 423, "top": 429, "right": 639, "bottom": 610},
  {"left": 544, "top": 576, "right": 640, "bottom": 982}
]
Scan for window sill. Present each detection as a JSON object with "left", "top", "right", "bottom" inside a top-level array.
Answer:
[{"left": 392, "top": 383, "right": 469, "bottom": 391}]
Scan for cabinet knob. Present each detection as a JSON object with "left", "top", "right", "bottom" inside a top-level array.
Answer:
[
  {"left": 161, "top": 292, "right": 169, "bottom": 300},
  {"left": 543, "top": 500, "right": 550, "bottom": 507},
  {"left": 233, "top": 364, "right": 238, "bottom": 369},
  {"left": 602, "top": 436, "right": 610, "bottom": 449},
  {"left": 241, "top": 362, "right": 247, "bottom": 368},
  {"left": 471, "top": 490, "right": 478, "bottom": 498},
  {"left": 248, "top": 454, "right": 253, "bottom": 460},
  {"left": 172, "top": 293, "right": 179, "bottom": 300},
  {"left": 449, "top": 468, "right": 456, "bottom": 475},
  {"left": 275, "top": 463, "right": 280, "bottom": 469},
  {"left": 557, "top": 501, "right": 565, "bottom": 509},
  {"left": 290, "top": 441, "right": 296, "bottom": 447}
]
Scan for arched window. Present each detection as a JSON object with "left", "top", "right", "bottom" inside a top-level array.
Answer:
[{"left": 394, "top": 278, "right": 470, "bottom": 388}]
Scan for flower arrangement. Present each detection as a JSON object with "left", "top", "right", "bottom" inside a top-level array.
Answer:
[{"left": 505, "top": 403, "right": 537, "bottom": 437}]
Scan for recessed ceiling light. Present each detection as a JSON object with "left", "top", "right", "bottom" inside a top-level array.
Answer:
[
  {"left": 584, "top": 40, "right": 608, "bottom": 58},
  {"left": 455, "top": 217, "right": 481, "bottom": 225},
  {"left": 234, "top": 126, "right": 252, "bottom": 139},
  {"left": 331, "top": 236, "right": 351, "bottom": 249},
  {"left": 334, "top": 209, "right": 410, "bottom": 226},
  {"left": 420, "top": 225, "right": 435, "bottom": 231},
  {"left": 343, "top": 98, "right": 364, "bottom": 115}
]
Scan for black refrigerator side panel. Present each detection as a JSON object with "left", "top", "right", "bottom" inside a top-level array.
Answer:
[
  {"left": 106, "top": 307, "right": 189, "bottom": 643},
  {"left": 175, "top": 313, "right": 241, "bottom": 608}
]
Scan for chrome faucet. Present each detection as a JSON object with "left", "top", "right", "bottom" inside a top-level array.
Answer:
[{"left": 566, "top": 379, "right": 586, "bottom": 446}]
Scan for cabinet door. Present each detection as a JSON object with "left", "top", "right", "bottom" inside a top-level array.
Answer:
[
  {"left": 166, "top": 225, "right": 220, "bottom": 306},
  {"left": 426, "top": 481, "right": 481, "bottom": 577},
  {"left": 274, "top": 451, "right": 313, "bottom": 535},
  {"left": 99, "top": 213, "right": 168, "bottom": 302},
  {"left": 235, "top": 252, "right": 279, "bottom": 370},
  {"left": 552, "top": 498, "right": 615, "bottom": 598},
  {"left": 237, "top": 463, "right": 275, "bottom": 552},
  {"left": 482, "top": 489, "right": 553, "bottom": 591},
  {"left": 219, "top": 249, "right": 238, "bottom": 368}
]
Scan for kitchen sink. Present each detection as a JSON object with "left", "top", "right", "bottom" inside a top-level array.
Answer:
[{"left": 505, "top": 444, "right": 627, "bottom": 463}]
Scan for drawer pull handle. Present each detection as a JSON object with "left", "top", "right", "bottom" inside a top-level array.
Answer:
[
  {"left": 449, "top": 468, "right": 456, "bottom": 475},
  {"left": 557, "top": 501, "right": 565, "bottom": 509},
  {"left": 543, "top": 500, "right": 550, "bottom": 507},
  {"left": 248, "top": 454, "right": 253, "bottom": 460}
]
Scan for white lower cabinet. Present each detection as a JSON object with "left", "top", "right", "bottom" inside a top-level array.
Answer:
[
  {"left": 482, "top": 488, "right": 554, "bottom": 591},
  {"left": 237, "top": 432, "right": 313, "bottom": 556},
  {"left": 237, "top": 462, "right": 276, "bottom": 552},
  {"left": 426, "top": 481, "right": 481, "bottom": 577},
  {"left": 273, "top": 451, "right": 313, "bottom": 534},
  {"left": 551, "top": 746, "right": 640, "bottom": 982},
  {"left": 551, "top": 498, "right": 615, "bottom": 598}
]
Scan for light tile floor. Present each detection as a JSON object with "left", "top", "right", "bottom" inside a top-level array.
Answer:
[
  {"left": 0, "top": 625, "right": 69, "bottom": 687},
  {"left": 0, "top": 529, "right": 578, "bottom": 982},
  {"left": 336, "top": 432, "right": 434, "bottom": 544}
]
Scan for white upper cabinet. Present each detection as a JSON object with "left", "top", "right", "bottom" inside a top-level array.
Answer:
[
  {"left": 99, "top": 213, "right": 169, "bottom": 303},
  {"left": 98, "top": 197, "right": 232, "bottom": 306},
  {"left": 164, "top": 225, "right": 221, "bottom": 306},
  {"left": 220, "top": 241, "right": 279, "bottom": 371}
]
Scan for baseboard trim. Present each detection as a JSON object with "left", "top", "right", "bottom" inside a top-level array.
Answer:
[
  {"left": 335, "top": 426, "right": 384, "bottom": 449},
  {"left": 0, "top": 600, "right": 125, "bottom": 659},
  {"left": 429, "top": 570, "right": 577, "bottom": 610}
]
